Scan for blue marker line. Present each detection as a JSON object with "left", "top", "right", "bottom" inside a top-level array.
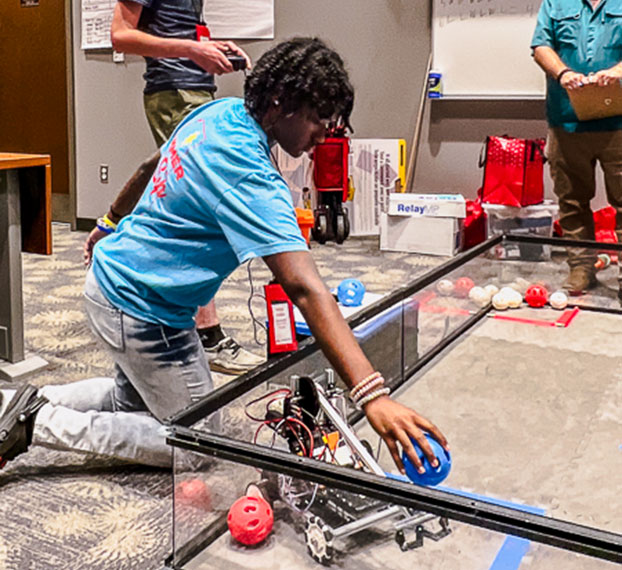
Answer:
[
  {"left": 436, "top": 486, "right": 545, "bottom": 569},
  {"left": 489, "top": 536, "right": 532, "bottom": 570},
  {"left": 385, "top": 475, "right": 545, "bottom": 569}
]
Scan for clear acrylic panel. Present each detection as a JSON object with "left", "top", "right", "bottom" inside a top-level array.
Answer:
[
  {"left": 171, "top": 448, "right": 620, "bottom": 569},
  {"left": 171, "top": 236, "right": 622, "bottom": 568}
]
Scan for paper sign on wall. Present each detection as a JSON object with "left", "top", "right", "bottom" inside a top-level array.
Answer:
[
  {"left": 81, "top": 0, "right": 114, "bottom": 50},
  {"left": 203, "top": 0, "right": 274, "bottom": 39}
]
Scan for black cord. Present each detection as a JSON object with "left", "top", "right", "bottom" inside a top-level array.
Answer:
[{"left": 247, "top": 259, "right": 268, "bottom": 345}]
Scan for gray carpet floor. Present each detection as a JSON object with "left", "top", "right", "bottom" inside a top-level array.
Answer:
[{"left": 0, "top": 223, "right": 442, "bottom": 570}]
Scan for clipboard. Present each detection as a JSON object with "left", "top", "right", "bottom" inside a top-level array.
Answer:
[{"left": 567, "top": 81, "right": 622, "bottom": 121}]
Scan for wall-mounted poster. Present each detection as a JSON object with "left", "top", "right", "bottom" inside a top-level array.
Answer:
[
  {"left": 204, "top": 0, "right": 274, "bottom": 39},
  {"left": 81, "top": 0, "right": 114, "bottom": 50}
]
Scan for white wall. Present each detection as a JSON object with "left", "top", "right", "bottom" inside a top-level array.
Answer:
[
  {"left": 414, "top": 99, "right": 554, "bottom": 200},
  {"left": 72, "top": 0, "right": 156, "bottom": 220}
]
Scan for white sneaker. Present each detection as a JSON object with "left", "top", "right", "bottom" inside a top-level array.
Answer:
[{"left": 203, "top": 336, "right": 265, "bottom": 374}]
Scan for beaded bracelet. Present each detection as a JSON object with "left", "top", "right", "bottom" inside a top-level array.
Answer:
[
  {"left": 356, "top": 387, "right": 391, "bottom": 409},
  {"left": 350, "top": 371, "right": 382, "bottom": 400},
  {"left": 352, "top": 377, "right": 385, "bottom": 402}
]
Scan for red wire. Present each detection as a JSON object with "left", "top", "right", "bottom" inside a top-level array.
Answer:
[
  {"left": 286, "top": 417, "right": 315, "bottom": 457},
  {"left": 244, "top": 388, "right": 291, "bottom": 422},
  {"left": 284, "top": 421, "right": 307, "bottom": 457}
]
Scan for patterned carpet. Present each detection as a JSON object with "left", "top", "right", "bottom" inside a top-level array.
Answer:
[{"left": 0, "top": 223, "right": 442, "bottom": 570}]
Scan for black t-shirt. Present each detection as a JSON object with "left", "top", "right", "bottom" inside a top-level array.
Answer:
[{"left": 132, "top": 0, "right": 216, "bottom": 94}]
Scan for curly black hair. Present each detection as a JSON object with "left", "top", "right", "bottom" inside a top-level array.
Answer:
[{"left": 245, "top": 37, "right": 354, "bottom": 131}]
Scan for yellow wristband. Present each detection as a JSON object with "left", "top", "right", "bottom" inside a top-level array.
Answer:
[{"left": 101, "top": 214, "right": 118, "bottom": 231}]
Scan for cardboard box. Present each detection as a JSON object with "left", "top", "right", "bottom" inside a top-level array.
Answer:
[
  {"left": 380, "top": 213, "right": 463, "bottom": 256},
  {"left": 345, "top": 139, "right": 406, "bottom": 236},
  {"left": 380, "top": 193, "right": 466, "bottom": 256},
  {"left": 388, "top": 193, "right": 466, "bottom": 218}
]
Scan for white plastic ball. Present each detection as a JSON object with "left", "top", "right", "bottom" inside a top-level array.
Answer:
[
  {"left": 468, "top": 286, "right": 491, "bottom": 308},
  {"left": 437, "top": 279, "right": 454, "bottom": 296},
  {"left": 506, "top": 289, "right": 523, "bottom": 309},
  {"left": 492, "top": 292, "right": 509, "bottom": 310},
  {"left": 510, "top": 278, "right": 531, "bottom": 295},
  {"left": 549, "top": 291, "right": 568, "bottom": 310},
  {"left": 484, "top": 284, "right": 499, "bottom": 297}
]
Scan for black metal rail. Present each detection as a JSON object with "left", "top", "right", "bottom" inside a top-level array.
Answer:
[{"left": 168, "top": 429, "right": 622, "bottom": 564}]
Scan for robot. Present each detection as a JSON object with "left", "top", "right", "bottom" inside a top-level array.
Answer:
[
  {"left": 311, "top": 125, "right": 351, "bottom": 245},
  {"left": 246, "top": 371, "right": 450, "bottom": 565}
]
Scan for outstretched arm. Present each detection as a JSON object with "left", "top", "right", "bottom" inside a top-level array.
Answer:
[
  {"left": 111, "top": 1, "right": 251, "bottom": 74},
  {"left": 263, "top": 249, "right": 449, "bottom": 475}
]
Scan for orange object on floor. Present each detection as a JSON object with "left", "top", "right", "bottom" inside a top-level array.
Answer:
[{"left": 296, "top": 207, "right": 315, "bottom": 245}]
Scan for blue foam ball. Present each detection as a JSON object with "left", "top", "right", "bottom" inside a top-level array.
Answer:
[
  {"left": 337, "top": 278, "right": 366, "bottom": 307},
  {"left": 402, "top": 434, "right": 451, "bottom": 486}
]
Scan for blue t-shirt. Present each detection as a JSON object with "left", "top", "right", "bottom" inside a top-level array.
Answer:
[
  {"left": 531, "top": 0, "right": 622, "bottom": 132},
  {"left": 129, "top": 0, "right": 216, "bottom": 95},
  {"left": 92, "top": 98, "right": 308, "bottom": 328}
]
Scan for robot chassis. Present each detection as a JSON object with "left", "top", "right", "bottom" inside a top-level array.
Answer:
[{"left": 257, "top": 371, "right": 450, "bottom": 565}]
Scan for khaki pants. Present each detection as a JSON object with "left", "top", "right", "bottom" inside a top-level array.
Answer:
[
  {"left": 144, "top": 89, "right": 215, "bottom": 147},
  {"left": 547, "top": 127, "right": 622, "bottom": 267}
]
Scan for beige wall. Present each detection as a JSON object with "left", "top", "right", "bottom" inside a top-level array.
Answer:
[
  {"left": 72, "top": 0, "right": 610, "bottom": 221},
  {"left": 73, "top": 0, "right": 430, "bottom": 220}
]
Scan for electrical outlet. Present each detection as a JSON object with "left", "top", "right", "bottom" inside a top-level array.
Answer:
[{"left": 99, "top": 164, "right": 109, "bottom": 184}]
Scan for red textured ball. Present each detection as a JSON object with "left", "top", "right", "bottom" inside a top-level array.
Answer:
[
  {"left": 176, "top": 478, "right": 211, "bottom": 510},
  {"left": 227, "top": 495, "right": 274, "bottom": 546},
  {"left": 525, "top": 285, "right": 548, "bottom": 308},
  {"left": 454, "top": 277, "right": 475, "bottom": 298}
]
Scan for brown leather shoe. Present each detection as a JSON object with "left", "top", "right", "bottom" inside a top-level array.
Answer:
[{"left": 562, "top": 267, "right": 597, "bottom": 296}]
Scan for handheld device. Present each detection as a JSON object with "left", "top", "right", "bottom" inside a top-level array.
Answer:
[{"left": 226, "top": 54, "right": 247, "bottom": 72}]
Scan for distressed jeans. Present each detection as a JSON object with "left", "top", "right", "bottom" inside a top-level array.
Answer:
[{"left": 3, "top": 269, "right": 215, "bottom": 468}]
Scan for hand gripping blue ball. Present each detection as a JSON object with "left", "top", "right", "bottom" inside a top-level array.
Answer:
[
  {"left": 337, "top": 278, "right": 366, "bottom": 307},
  {"left": 402, "top": 433, "right": 451, "bottom": 486}
]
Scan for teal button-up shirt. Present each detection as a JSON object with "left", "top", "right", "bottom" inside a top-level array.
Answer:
[{"left": 532, "top": 0, "right": 622, "bottom": 132}]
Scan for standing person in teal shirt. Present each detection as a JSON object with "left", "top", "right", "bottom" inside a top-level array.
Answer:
[{"left": 532, "top": 0, "right": 622, "bottom": 296}]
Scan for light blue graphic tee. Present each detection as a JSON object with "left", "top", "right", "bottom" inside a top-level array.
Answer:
[{"left": 93, "top": 98, "right": 308, "bottom": 328}]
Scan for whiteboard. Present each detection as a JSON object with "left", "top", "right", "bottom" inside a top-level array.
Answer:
[{"left": 432, "top": 0, "right": 546, "bottom": 98}]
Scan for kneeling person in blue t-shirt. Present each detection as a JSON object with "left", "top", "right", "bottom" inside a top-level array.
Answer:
[{"left": 0, "top": 38, "right": 448, "bottom": 474}]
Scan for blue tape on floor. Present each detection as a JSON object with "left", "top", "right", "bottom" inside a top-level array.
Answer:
[
  {"left": 385, "top": 474, "right": 545, "bottom": 569},
  {"left": 436, "top": 486, "right": 545, "bottom": 569},
  {"left": 489, "top": 536, "right": 532, "bottom": 570}
]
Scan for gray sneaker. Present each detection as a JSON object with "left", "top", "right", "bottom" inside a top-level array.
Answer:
[{"left": 204, "top": 337, "right": 265, "bottom": 374}]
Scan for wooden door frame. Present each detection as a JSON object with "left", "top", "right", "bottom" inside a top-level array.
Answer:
[{"left": 54, "top": 0, "right": 77, "bottom": 228}]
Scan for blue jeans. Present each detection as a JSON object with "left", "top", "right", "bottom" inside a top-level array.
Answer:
[
  {"left": 3, "top": 269, "right": 215, "bottom": 467},
  {"left": 83, "top": 268, "right": 213, "bottom": 422}
]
